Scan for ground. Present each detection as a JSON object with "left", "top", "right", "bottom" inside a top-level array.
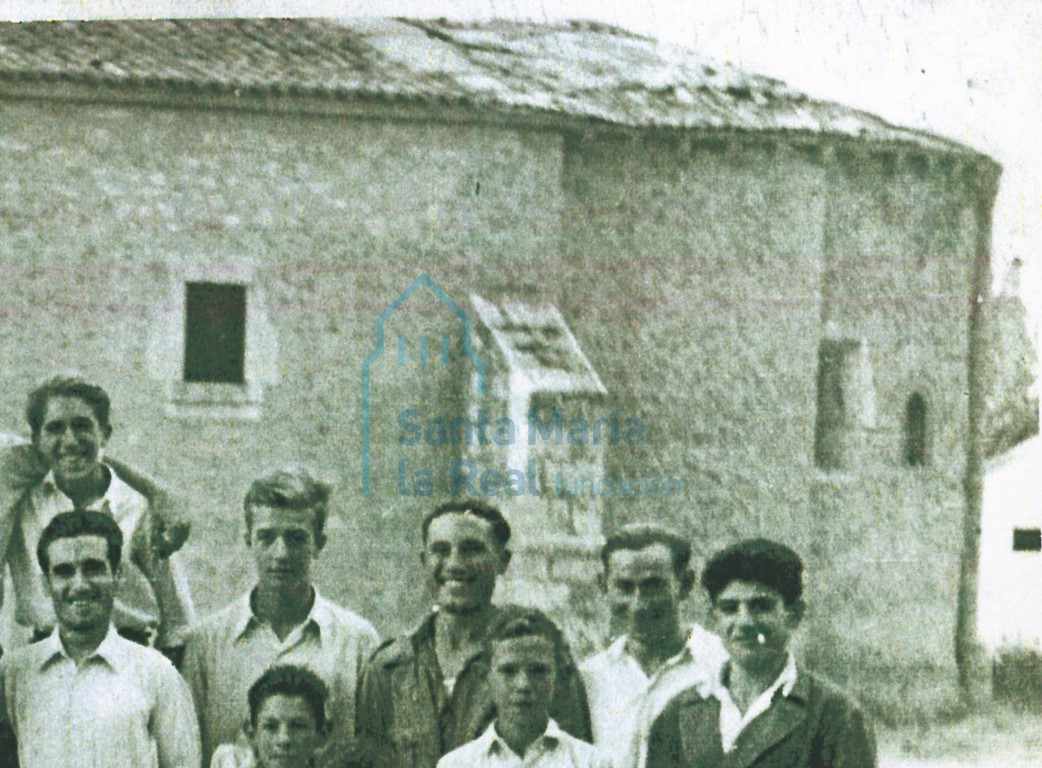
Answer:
[{"left": 879, "top": 706, "right": 1040, "bottom": 766}]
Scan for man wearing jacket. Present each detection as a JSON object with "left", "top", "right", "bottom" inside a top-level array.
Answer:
[
  {"left": 645, "top": 539, "right": 876, "bottom": 768},
  {"left": 355, "top": 499, "right": 592, "bottom": 768}
]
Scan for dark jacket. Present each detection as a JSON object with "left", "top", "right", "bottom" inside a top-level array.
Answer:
[
  {"left": 355, "top": 606, "right": 592, "bottom": 768},
  {"left": 645, "top": 669, "right": 876, "bottom": 768}
]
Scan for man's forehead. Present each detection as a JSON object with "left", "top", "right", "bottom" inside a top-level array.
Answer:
[
  {"left": 42, "top": 396, "right": 97, "bottom": 420},
  {"left": 715, "top": 579, "right": 784, "bottom": 602},
  {"left": 491, "top": 634, "right": 556, "bottom": 660},
  {"left": 250, "top": 504, "right": 318, "bottom": 529},
  {"left": 46, "top": 534, "right": 109, "bottom": 562},
  {"left": 607, "top": 542, "right": 676, "bottom": 574},
  {"left": 427, "top": 511, "right": 497, "bottom": 542},
  {"left": 257, "top": 693, "right": 317, "bottom": 720}
]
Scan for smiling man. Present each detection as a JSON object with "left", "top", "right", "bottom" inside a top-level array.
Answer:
[
  {"left": 0, "top": 511, "right": 200, "bottom": 768},
  {"left": 182, "top": 466, "right": 379, "bottom": 768},
  {"left": 0, "top": 375, "right": 194, "bottom": 658},
  {"left": 581, "top": 524, "right": 727, "bottom": 768},
  {"left": 355, "top": 500, "right": 591, "bottom": 768},
  {"left": 645, "top": 539, "right": 876, "bottom": 768}
]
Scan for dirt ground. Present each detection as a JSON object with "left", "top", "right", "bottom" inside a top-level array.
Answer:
[{"left": 878, "top": 707, "right": 1040, "bottom": 767}]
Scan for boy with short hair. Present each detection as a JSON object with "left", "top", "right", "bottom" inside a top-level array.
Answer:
[
  {"left": 0, "top": 375, "right": 194, "bottom": 660},
  {"left": 0, "top": 511, "right": 200, "bottom": 768},
  {"left": 183, "top": 466, "right": 379, "bottom": 768},
  {"left": 211, "top": 664, "right": 330, "bottom": 768},
  {"left": 437, "top": 608, "right": 608, "bottom": 768},
  {"left": 645, "top": 539, "right": 876, "bottom": 768}
]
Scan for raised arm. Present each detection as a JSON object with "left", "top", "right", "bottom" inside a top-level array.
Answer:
[
  {"left": 107, "top": 457, "right": 191, "bottom": 558},
  {"left": 0, "top": 440, "right": 47, "bottom": 619}
]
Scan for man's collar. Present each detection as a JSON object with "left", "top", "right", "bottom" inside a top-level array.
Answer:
[
  {"left": 703, "top": 652, "right": 800, "bottom": 700},
  {"left": 234, "top": 586, "right": 325, "bottom": 639},
  {"left": 39, "top": 624, "right": 127, "bottom": 672},
  {"left": 410, "top": 605, "right": 517, "bottom": 672},
  {"left": 40, "top": 464, "right": 128, "bottom": 509},
  {"left": 485, "top": 719, "right": 562, "bottom": 756},
  {"left": 604, "top": 633, "right": 630, "bottom": 661},
  {"left": 775, "top": 652, "right": 799, "bottom": 697},
  {"left": 613, "top": 626, "right": 700, "bottom": 666}
]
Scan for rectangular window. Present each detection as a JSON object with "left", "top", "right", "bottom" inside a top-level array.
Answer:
[
  {"left": 814, "top": 340, "right": 862, "bottom": 469},
  {"left": 1012, "top": 528, "right": 1042, "bottom": 552},
  {"left": 183, "top": 282, "right": 247, "bottom": 384}
]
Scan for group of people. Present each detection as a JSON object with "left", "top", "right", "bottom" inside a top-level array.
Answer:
[{"left": 0, "top": 375, "right": 877, "bottom": 768}]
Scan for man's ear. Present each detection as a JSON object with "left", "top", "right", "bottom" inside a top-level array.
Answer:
[
  {"left": 677, "top": 568, "right": 696, "bottom": 600},
  {"left": 787, "top": 598, "right": 806, "bottom": 627},
  {"left": 242, "top": 718, "right": 255, "bottom": 742},
  {"left": 316, "top": 722, "right": 331, "bottom": 743},
  {"left": 497, "top": 547, "right": 511, "bottom": 574}
]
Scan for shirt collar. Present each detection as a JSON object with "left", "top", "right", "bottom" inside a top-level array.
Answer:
[
  {"left": 234, "top": 586, "right": 327, "bottom": 639},
  {"left": 775, "top": 652, "right": 798, "bottom": 697},
  {"left": 40, "top": 464, "right": 131, "bottom": 510},
  {"left": 484, "top": 719, "right": 563, "bottom": 756},
  {"left": 612, "top": 626, "right": 701, "bottom": 667},
  {"left": 39, "top": 624, "right": 128, "bottom": 672},
  {"left": 703, "top": 652, "right": 799, "bottom": 700},
  {"left": 604, "top": 633, "right": 630, "bottom": 662}
]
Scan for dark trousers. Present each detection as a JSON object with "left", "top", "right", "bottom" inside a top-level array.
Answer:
[{"left": 0, "top": 720, "right": 16, "bottom": 768}]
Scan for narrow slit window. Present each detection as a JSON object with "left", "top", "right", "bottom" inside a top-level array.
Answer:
[
  {"left": 183, "top": 282, "right": 247, "bottom": 384},
  {"left": 1012, "top": 528, "right": 1042, "bottom": 552},
  {"left": 905, "top": 393, "right": 928, "bottom": 466},
  {"left": 814, "top": 340, "right": 866, "bottom": 469}
]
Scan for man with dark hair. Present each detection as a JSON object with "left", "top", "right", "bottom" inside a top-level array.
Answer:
[
  {"left": 437, "top": 608, "right": 608, "bottom": 768},
  {"left": 0, "top": 375, "right": 193, "bottom": 658},
  {"left": 211, "top": 664, "right": 331, "bottom": 768},
  {"left": 581, "top": 523, "right": 726, "bottom": 768},
  {"left": 0, "top": 511, "right": 200, "bottom": 768},
  {"left": 645, "top": 538, "right": 876, "bottom": 768},
  {"left": 356, "top": 500, "right": 591, "bottom": 768},
  {"left": 183, "top": 465, "right": 379, "bottom": 768}
]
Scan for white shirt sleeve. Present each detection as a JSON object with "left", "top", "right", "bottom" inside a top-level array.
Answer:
[{"left": 154, "top": 661, "right": 203, "bottom": 768}]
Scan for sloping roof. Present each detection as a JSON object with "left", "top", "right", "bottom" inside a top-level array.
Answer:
[{"left": 0, "top": 17, "right": 981, "bottom": 156}]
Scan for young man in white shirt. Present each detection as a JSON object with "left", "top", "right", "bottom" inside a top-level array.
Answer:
[
  {"left": 437, "top": 609, "right": 608, "bottom": 768},
  {"left": 645, "top": 539, "right": 876, "bottom": 768},
  {"left": 580, "top": 524, "right": 727, "bottom": 768},
  {"left": 0, "top": 510, "right": 200, "bottom": 768},
  {"left": 183, "top": 466, "right": 380, "bottom": 768},
  {"left": 0, "top": 375, "right": 194, "bottom": 660}
]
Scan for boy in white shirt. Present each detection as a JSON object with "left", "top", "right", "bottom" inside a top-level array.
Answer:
[{"left": 437, "top": 609, "right": 608, "bottom": 768}]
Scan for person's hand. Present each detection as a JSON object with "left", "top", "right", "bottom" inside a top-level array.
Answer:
[{"left": 149, "top": 491, "right": 191, "bottom": 559}]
